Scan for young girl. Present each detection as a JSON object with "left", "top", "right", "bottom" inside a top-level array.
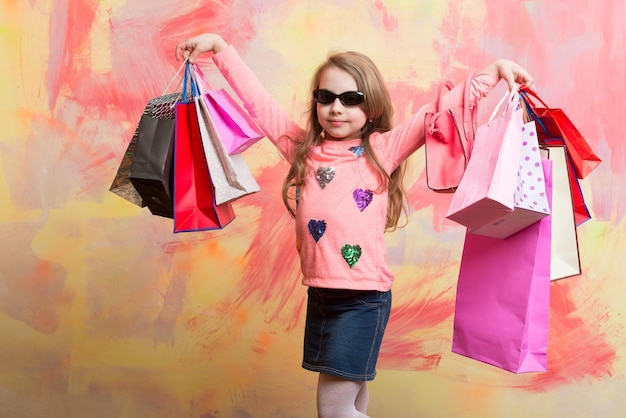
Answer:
[{"left": 176, "top": 33, "right": 534, "bottom": 418}]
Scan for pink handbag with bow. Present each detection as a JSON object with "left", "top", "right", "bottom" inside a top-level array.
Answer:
[{"left": 424, "top": 72, "right": 476, "bottom": 192}]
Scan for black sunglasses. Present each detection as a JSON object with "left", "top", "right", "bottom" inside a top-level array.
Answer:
[{"left": 313, "top": 89, "right": 365, "bottom": 106}]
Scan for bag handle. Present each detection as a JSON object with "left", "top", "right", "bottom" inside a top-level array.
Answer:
[
  {"left": 519, "top": 84, "right": 550, "bottom": 109},
  {"left": 181, "top": 62, "right": 199, "bottom": 102},
  {"left": 519, "top": 89, "right": 549, "bottom": 134},
  {"left": 161, "top": 59, "right": 187, "bottom": 96},
  {"left": 486, "top": 85, "right": 520, "bottom": 125},
  {"left": 429, "top": 72, "right": 477, "bottom": 140},
  {"left": 462, "top": 72, "right": 477, "bottom": 142},
  {"left": 436, "top": 81, "right": 455, "bottom": 110},
  {"left": 191, "top": 64, "right": 214, "bottom": 94}
]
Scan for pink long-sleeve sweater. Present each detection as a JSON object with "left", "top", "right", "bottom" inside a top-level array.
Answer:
[{"left": 212, "top": 46, "right": 499, "bottom": 291}]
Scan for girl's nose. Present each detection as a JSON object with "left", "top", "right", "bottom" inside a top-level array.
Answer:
[{"left": 329, "top": 97, "right": 343, "bottom": 111}]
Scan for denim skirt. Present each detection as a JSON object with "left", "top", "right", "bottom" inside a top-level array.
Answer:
[{"left": 302, "top": 287, "right": 392, "bottom": 381}]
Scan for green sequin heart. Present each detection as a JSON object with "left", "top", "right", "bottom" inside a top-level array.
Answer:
[{"left": 341, "top": 244, "right": 362, "bottom": 268}]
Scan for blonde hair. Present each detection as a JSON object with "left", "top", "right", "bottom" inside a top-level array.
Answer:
[{"left": 281, "top": 50, "right": 407, "bottom": 231}]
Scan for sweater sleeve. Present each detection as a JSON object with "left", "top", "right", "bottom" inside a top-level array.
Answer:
[
  {"left": 211, "top": 46, "right": 304, "bottom": 161},
  {"left": 371, "top": 73, "right": 501, "bottom": 172}
]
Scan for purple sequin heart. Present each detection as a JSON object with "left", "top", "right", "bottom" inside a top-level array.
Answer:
[
  {"left": 316, "top": 167, "right": 335, "bottom": 189},
  {"left": 308, "top": 219, "right": 327, "bottom": 243},
  {"left": 353, "top": 188, "right": 373, "bottom": 211}
]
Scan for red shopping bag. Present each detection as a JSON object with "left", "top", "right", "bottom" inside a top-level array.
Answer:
[
  {"left": 452, "top": 159, "right": 553, "bottom": 373},
  {"left": 424, "top": 72, "right": 476, "bottom": 192},
  {"left": 520, "top": 85, "right": 601, "bottom": 179},
  {"left": 173, "top": 99, "right": 235, "bottom": 232}
]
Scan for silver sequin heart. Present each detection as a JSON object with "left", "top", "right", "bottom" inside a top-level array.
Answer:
[{"left": 316, "top": 167, "right": 335, "bottom": 189}]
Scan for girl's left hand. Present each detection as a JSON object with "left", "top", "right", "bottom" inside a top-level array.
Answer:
[{"left": 482, "top": 59, "right": 535, "bottom": 91}]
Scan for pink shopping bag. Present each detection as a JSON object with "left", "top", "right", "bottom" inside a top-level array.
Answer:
[
  {"left": 451, "top": 159, "right": 552, "bottom": 373},
  {"left": 447, "top": 88, "right": 549, "bottom": 239},
  {"left": 193, "top": 65, "right": 264, "bottom": 155}
]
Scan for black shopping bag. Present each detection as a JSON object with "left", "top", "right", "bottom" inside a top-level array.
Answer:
[
  {"left": 128, "top": 113, "right": 176, "bottom": 218},
  {"left": 109, "top": 92, "right": 180, "bottom": 212}
]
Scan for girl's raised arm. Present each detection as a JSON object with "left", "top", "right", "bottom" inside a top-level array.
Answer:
[
  {"left": 175, "top": 33, "right": 229, "bottom": 63},
  {"left": 175, "top": 33, "right": 305, "bottom": 160}
]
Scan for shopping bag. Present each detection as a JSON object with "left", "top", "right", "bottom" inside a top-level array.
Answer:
[
  {"left": 128, "top": 114, "right": 176, "bottom": 218},
  {"left": 195, "top": 95, "right": 261, "bottom": 204},
  {"left": 109, "top": 92, "right": 180, "bottom": 209},
  {"left": 451, "top": 159, "right": 552, "bottom": 373},
  {"left": 541, "top": 145, "right": 582, "bottom": 280},
  {"left": 173, "top": 66, "right": 235, "bottom": 232},
  {"left": 520, "top": 85, "right": 601, "bottom": 179},
  {"left": 542, "top": 138, "right": 591, "bottom": 226},
  {"left": 193, "top": 65, "right": 264, "bottom": 155},
  {"left": 447, "top": 88, "right": 550, "bottom": 238},
  {"left": 424, "top": 72, "right": 476, "bottom": 192},
  {"left": 191, "top": 66, "right": 260, "bottom": 204},
  {"left": 109, "top": 137, "right": 143, "bottom": 208}
]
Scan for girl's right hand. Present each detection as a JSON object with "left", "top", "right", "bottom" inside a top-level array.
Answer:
[{"left": 175, "top": 33, "right": 228, "bottom": 63}]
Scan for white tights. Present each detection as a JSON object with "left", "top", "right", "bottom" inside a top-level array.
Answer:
[{"left": 316, "top": 373, "right": 370, "bottom": 418}]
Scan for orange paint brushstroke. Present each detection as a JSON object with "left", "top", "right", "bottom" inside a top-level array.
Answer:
[
  {"left": 379, "top": 280, "right": 455, "bottom": 371},
  {"left": 527, "top": 280, "right": 617, "bottom": 391},
  {"left": 47, "top": 0, "right": 98, "bottom": 112},
  {"left": 0, "top": 224, "right": 68, "bottom": 334}
]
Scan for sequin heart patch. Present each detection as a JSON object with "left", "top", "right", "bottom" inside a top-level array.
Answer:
[
  {"left": 353, "top": 188, "right": 373, "bottom": 211},
  {"left": 341, "top": 244, "right": 362, "bottom": 268},
  {"left": 316, "top": 167, "right": 335, "bottom": 189},
  {"left": 349, "top": 145, "right": 364, "bottom": 157},
  {"left": 308, "top": 219, "right": 327, "bottom": 243}
]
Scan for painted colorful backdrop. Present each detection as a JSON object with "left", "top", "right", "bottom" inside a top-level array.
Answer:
[{"left": 1, "top": 1, "right": 625, "bottom": 417}]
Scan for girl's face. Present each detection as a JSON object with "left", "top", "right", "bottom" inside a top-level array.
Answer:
[{"left": 316, "top": 66, "right": 368, "bottom": 141}]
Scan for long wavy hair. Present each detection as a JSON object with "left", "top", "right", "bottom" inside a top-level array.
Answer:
[{"left": 281, "top": 50, "right": 407, "bottom": 232}]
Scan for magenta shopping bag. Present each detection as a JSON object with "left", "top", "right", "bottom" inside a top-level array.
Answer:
[
  {"left": 193, "top": 65, "right": 264, "bottom": 155},
  {"left": 451, "top": 159, "right": 552, "bottom": 373}
]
